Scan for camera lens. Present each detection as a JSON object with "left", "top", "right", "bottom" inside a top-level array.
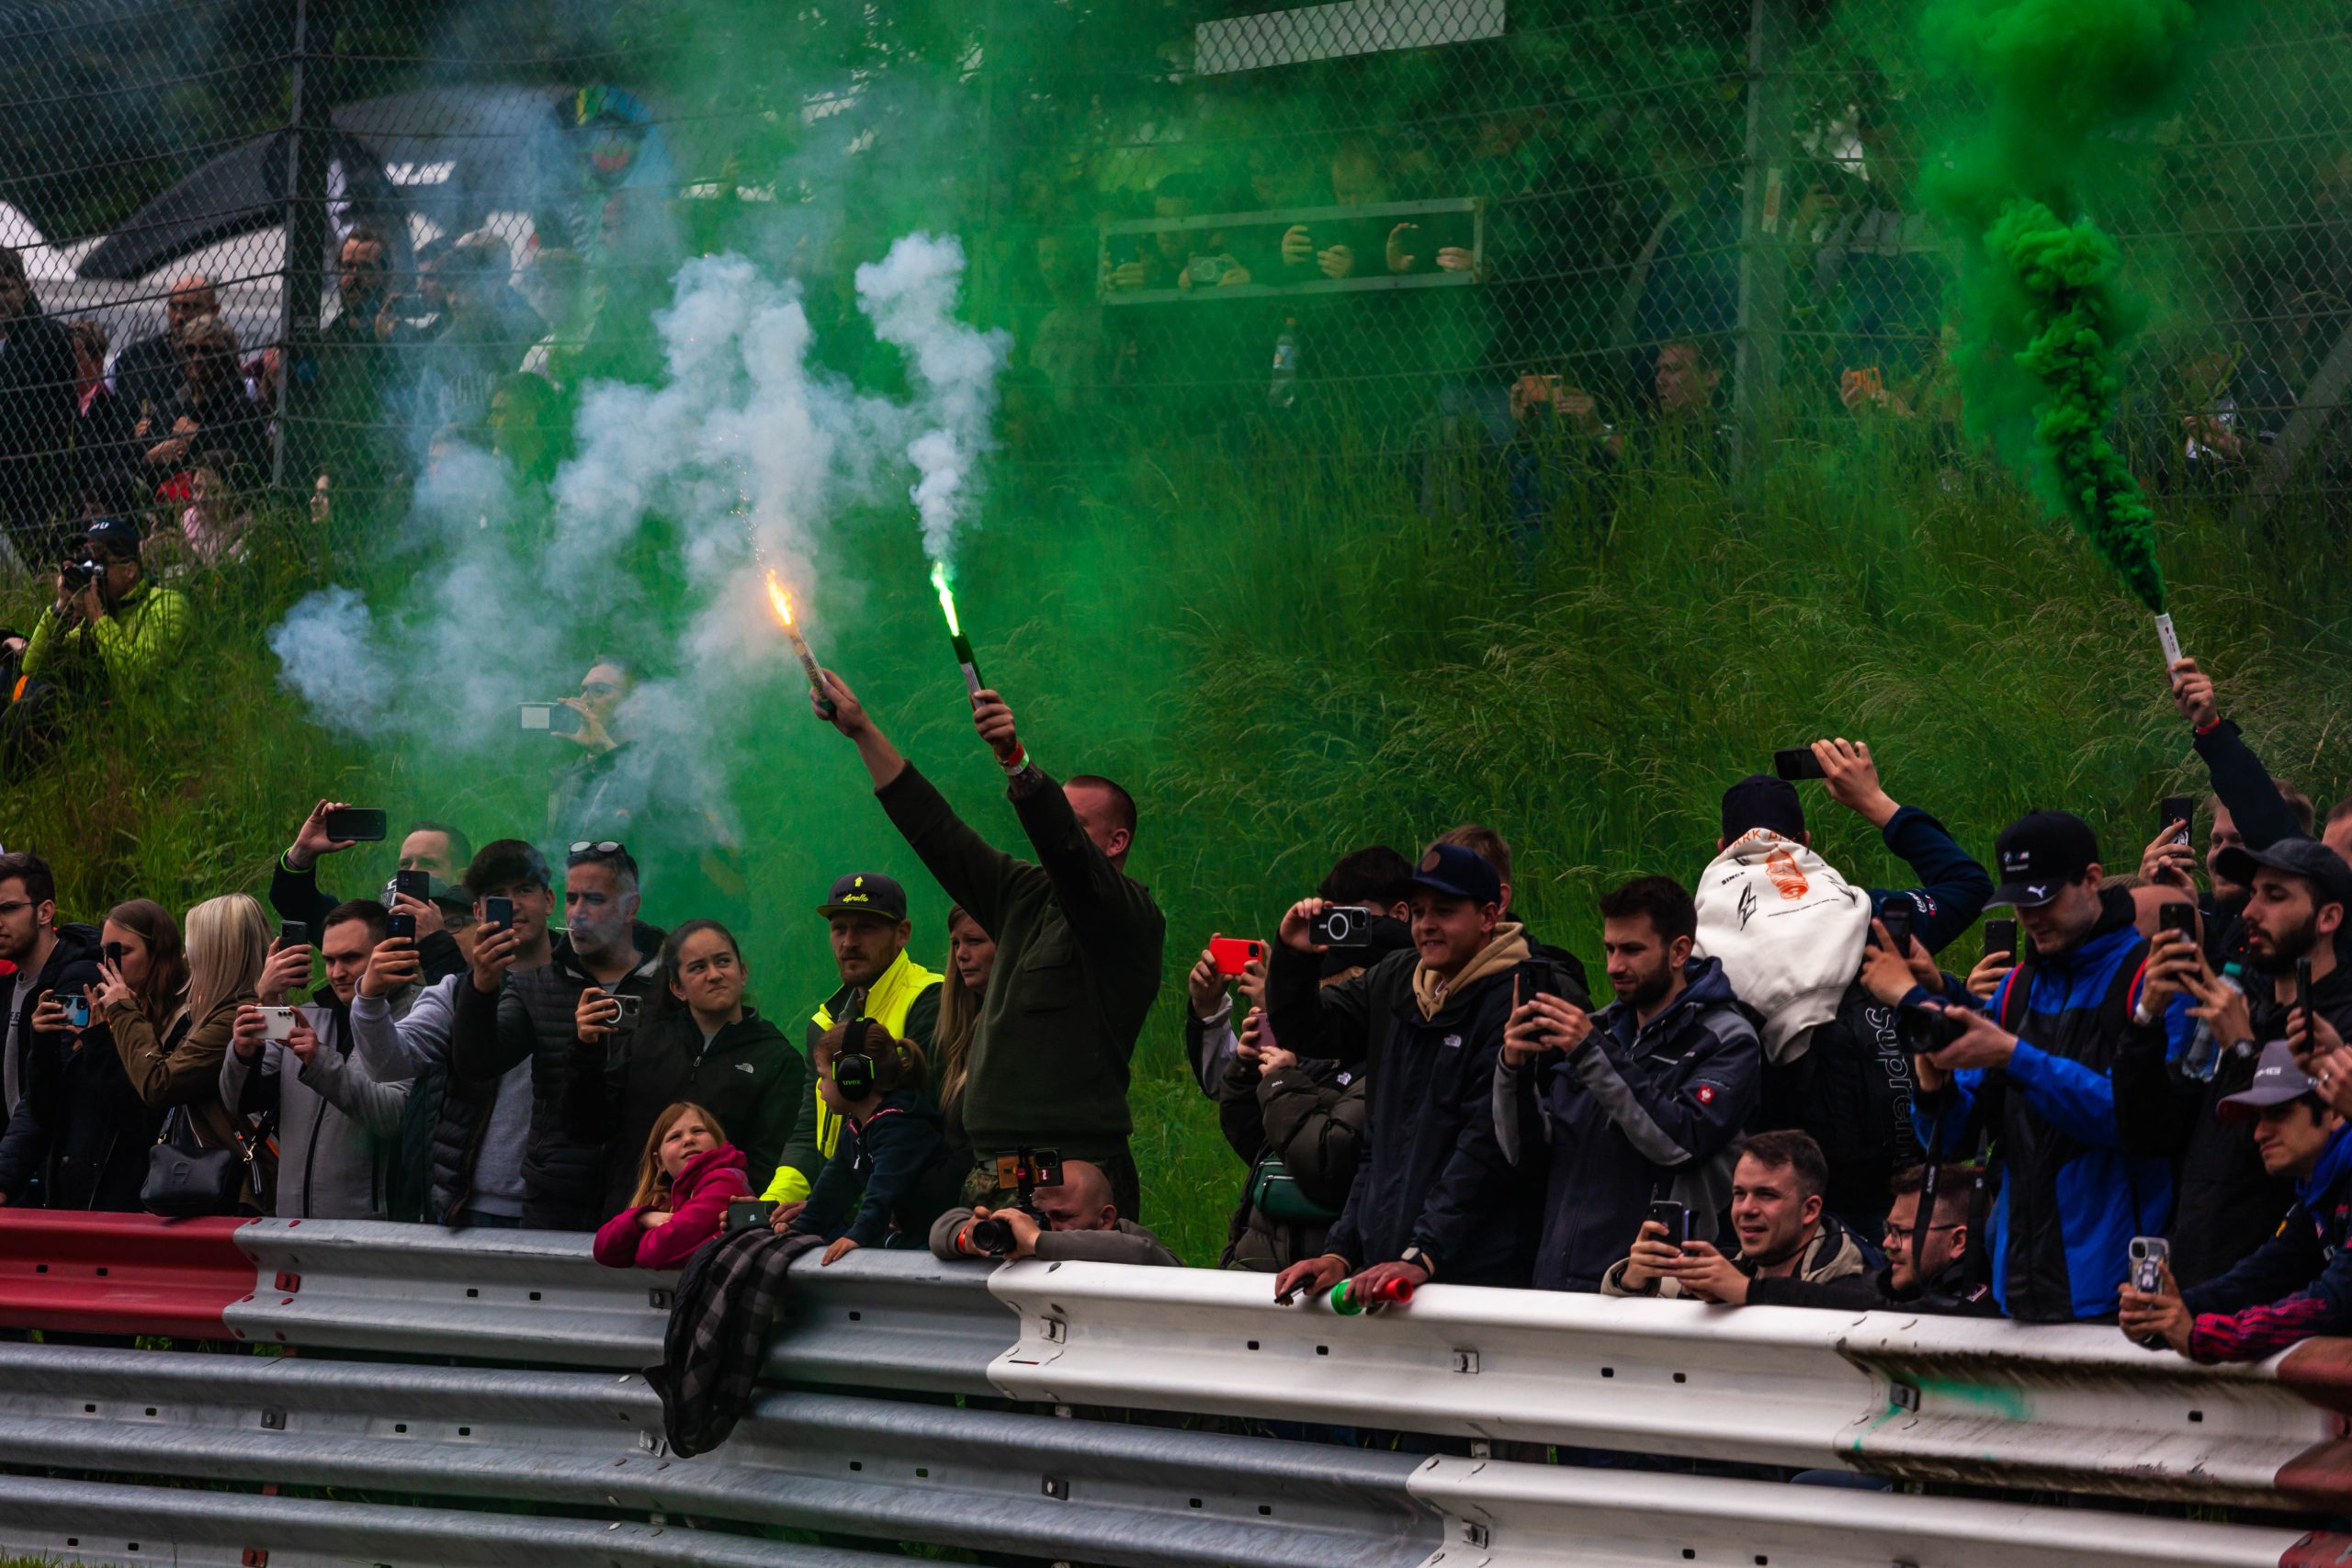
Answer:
[{"left": 968, "top": 1215, "right": 1014, "bottom": 1256}]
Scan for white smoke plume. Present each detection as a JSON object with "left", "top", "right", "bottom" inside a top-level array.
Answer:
[
  {"left": 265, "top": 237, "right": 1001, "bottom": 892},
  {"left": 854, "top": 232, "right": 1010, "bottom": 570}
]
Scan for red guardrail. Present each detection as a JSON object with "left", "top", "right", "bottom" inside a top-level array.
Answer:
[{"left": 0, "top": 1211, "right": 256, "bottom": 1339}]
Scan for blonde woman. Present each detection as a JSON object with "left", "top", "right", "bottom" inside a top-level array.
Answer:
[{"left": 107, "top": 892, "right": 268, "bottom": 1183}]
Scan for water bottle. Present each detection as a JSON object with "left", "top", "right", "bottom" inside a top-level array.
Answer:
[
  {"left": 1267, "top": 316, "right": 1299, "bottom": 409},
  {"left": 2181, "top": 963, "right": 2244, "bottom": 1082}
]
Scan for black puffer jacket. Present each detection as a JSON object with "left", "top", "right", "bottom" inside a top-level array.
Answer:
[
  {"left": 449, "top": 923, "right": 666, "bottom": 1231},
  {"left": 1216, "top": 1053, "right": 1367, "bottom": 1271}
]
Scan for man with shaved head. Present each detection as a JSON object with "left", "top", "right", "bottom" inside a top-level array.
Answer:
[
  {"left": 927, "top": 1158, "right": 1180, "bottom": 1265},
  {"left": 112, "top": 274, "right": 220, "bottom": 417}
]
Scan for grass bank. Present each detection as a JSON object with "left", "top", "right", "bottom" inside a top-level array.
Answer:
[{"left": 5, "top": 434, "right": 2346, "bottom": 1263}]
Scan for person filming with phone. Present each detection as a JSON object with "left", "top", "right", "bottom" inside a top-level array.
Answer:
[
  {"left": 268, "top": 801, "right": 472, "bottom": 982},
  {"left": 2120, "top": 839, "right": 2352, "bottom": 1289},
  {"left": 451, "top": 840, "right": 663, "bottom": 1231},
  {"left": 0, "top": 852, "right": 100, "bottom": 1134},
  {"left": 2119, "top": 1042, "right": 2352, "bottom": 1362},
  {"left": 1491, "top": 874, "right": 1757, "bottom": 1292},
  {"left": 221, "top": 899, "right": 411, "bottom": 1219},
  {"left": 1601, "top": 1130, "right": 1868, "bottom": 1302}
]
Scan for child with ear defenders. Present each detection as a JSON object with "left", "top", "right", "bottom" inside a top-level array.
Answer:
[
  {"left": 594, "top": 1101, "right": 752, "bottom": 1269},
  {"left": 777, "top": 1017, "right": 962, "bottom": 1265}
]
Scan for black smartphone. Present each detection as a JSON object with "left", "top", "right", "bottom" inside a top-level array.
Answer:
[
  {"left": 725, "top": 1198, "right": 775, "bottom": 1234},
  {"left": 484, "top": 896, "right": 514, "bottom": 933},
  {"left": 1877, "top": 903, "right": 1913, "bottom": 953},
  {"left": 322, "top": 807, "right": 388, "bottom": 842},
  {"left": 1772, "top": 747, "right": 1826, "bottom": 782},
  {"left": 2159, "top": 901, "right": 2198, "bottom": 942},
  {"left": 1645, "top": 1198, "right": 1690, "bottom": 1247},
  {"left": 1308, "top": 906, "right": 1376, "bottom": 949},
  {"left": 1984, "top": 918, "right": 2018, "bottom": 963},
  {"left": 2158, "top": 795, "right": 2195, "bottom": 847},
  {"left": 386, "top": 912, "right": 417, "bottom": 942},
  {"left": 2300, "top": 957, "right": 2316, "bottom": 1045},
  {"left": 611, "top": 992, "right": 641, "bottom": 1028},
  {"left": 392, "top": 869, "right": 431, "bottom": 901},
  {"left": 277, "top": 919, "right": 309, "bottom": 950}
]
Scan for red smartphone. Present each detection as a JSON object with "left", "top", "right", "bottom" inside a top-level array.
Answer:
[{"left": 1209, "top": 935, "right": 1266, "bottom": 976}]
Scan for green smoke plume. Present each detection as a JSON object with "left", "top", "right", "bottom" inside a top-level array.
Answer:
[{"left": 1918, "top": 0, "right": 2209, "bottom": 613}]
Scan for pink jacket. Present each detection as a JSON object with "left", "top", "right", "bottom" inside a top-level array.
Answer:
[{"left": 593, "top": 1145, "right": 752, "bottom": 1269}]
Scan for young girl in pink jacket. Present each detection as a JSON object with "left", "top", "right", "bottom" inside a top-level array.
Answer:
[{"left": 594, "top": 1101, "right": 752, "bottom": 1269}]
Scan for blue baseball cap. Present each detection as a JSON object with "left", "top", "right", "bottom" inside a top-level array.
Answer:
[{"left": 1409, "top": 843, "right": 1502, "bottom": 907}]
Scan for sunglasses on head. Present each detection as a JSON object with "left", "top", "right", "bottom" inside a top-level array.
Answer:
[{"left": 570, "top": 840, "right": 625, "bottom": 855}]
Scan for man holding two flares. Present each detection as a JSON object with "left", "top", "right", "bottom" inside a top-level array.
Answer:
[{"left": 808, "top": 662, "right": 1164, "bottom": 1221}]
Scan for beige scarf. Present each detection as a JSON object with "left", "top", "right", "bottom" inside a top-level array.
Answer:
[{"left": 1412, "top": 922, "right": 1530, "bottom": 1021}]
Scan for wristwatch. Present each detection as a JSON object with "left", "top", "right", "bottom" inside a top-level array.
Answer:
[{"left": 1398, "top": 1244, "right": 1437, "bottom": 1280}]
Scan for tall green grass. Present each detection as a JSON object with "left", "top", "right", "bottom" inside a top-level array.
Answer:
[{"left": 6, "top": 433, "right": 2346, "bottom": 1264}]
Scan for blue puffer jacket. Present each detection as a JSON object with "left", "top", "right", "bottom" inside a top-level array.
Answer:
[{"left": 1914, "top": 888, "right": 2172, "bottom": 1321}]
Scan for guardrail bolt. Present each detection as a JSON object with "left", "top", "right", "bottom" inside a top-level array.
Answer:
[
  {"left": 1464, "top": 1524, "right": 1491, "bottom": 1548},
  {"left": 259, "top": 1409, "right": 286, "bottom": 1431},
  {"left": 1041, "top": 1477, "right": 1069, "bottom": 1500},
  {"left": 241, "top": 1550, "right": 267, "bottom": 1566},
  {"left": 273, "top": 1271, "right": 300, "bottom": 1292},
  {"left": 1452, "top": 1350, "right": 1480, "bottom": 1374},
  {"left": 1891, "top": 1382, "right": 1920, "bottom": 1414}
]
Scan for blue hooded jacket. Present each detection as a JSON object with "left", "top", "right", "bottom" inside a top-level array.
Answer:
[{"left": 1913, "top": 888, "right": 2173, "bottom": 1321}]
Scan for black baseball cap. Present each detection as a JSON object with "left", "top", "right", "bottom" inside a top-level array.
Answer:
[
  {"left": 818, "top": 872, "right": 908, "bottom": 922},
  {"left": 77, "top": 515, "right": 141, "bottom": 561},
  {"left": 1721, "top": 773, "right": 1806, "bottom": 843},
  {"left": 1409, "top": 843, "right": 1503, "bottom": 907},
  {"left": 2218, "top": 1040, "right": 2321, "bottom": 1122},
  {"left": 2214, "top": 837, "right": 2352, "bottom": 911},
  {"left": 1988, "top": 810, "right": 2100, "bottom": 909}
]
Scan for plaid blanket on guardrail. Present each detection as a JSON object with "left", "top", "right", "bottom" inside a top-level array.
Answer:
[{"left": 643, "top": 1225, "right": 821, "bottom": 1456}]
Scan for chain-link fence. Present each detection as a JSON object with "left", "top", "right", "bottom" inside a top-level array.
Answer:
[{"left": 1, "top": 0, "right": 2346, "bottom": 569}]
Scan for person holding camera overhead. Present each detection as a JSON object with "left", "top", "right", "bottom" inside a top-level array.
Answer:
[
  {"left": 18, "top": 515, "right": 187, "bottom": 696},
  {"left": 449, "top": 840, "right": 664, "bottom": 1230}
]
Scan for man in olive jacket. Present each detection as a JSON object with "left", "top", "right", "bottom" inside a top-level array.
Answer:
[{"left": 812, "top": 668, "right": 1164, "bottom": 1219}]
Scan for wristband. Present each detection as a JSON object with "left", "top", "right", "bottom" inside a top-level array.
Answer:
[
  {"left": 998, "top": 742, "right": 1028, "bottom": 775},
  {"left": 2195, "top": 717, "right": 2222, "bottom": 737}
]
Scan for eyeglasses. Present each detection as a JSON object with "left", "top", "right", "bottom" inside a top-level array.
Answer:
[
  {"left": 1883, "top": 1221, "right": 1962, "bottom": 1243},
  {"left": 570, "top": 840, "right": 626, "bottom": 855},
  {"left": 580, "top": 682, "right": 620, "bottom": 698}
]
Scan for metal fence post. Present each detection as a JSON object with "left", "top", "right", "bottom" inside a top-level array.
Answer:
[
  {"left": 273, "top": 0, "right": 330, "bottom": 491},
  {"left": 1732, "top": 0, "right": 1787, "bottom": 481}
]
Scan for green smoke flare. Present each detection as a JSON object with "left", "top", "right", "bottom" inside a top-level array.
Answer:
[{"left": 1918, "top": 0, "right": 2211, "bottom": 614}]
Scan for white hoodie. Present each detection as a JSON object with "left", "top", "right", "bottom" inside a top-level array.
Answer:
[{"left": 1692, "top": 829, "right": 1871, "bottom": 1062}]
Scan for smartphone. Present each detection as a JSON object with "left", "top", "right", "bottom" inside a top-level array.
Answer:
[
  {"left": 1984, "top": 918, "right": 2018, "bottom": 963},
  {"left": 2300, "top": 957, "right": 2316, "bottom": 1046},
  {"left": 484, "top": 896, "right": 514, "bottom": 933},
  {"left": 260, "top": 1005, "right": 300, "bottom": 1043},
  {"left": 1772, "top": 747, "right": 1826, "bottom": 782},
  {"left": 102, "top": 941, "right": 128, "bottom": 964},
  {"left": 1877, "top": 903, "right": 1913, "bottom": 953},
  {"left": 392, "top": 869, "right": 431, "bottom": 901},
  {"left": 386, "top": 912, "right": 417, "bottom": 942},
  {"left": 61, "top": 995, "right": 91, "bottom": 1030},
  {"left": 277, "top": 919, "right": 309, "bottom": 951},
  {"left": 520, "top": 702, "right": 584, "bottom": 736},
  {"left": 2158, "top": 795, "right": 2195, "bottom": 848},
  {"left": 322, "top": 807, "right": 388, "bottom": 842},
  {"left": 1209, "top": 935, "right": 1266, "bottom": 976},
  {"left": 2158, "top": 901, "right": 2197, "bottom": 942},
  {"left": 1309, "top": 906, "right": 1378, "bottom": 949},
  {"left": 1646, "top": 1199, "right": 1690, "bottom": 1247},
  {"left": 2130, "top": 1235, "right": 2170, "bottom": 1294},
  {"left": 610, "top": 991, "right": 640, "bottom": 1028},
  {"left": 725, "top": 1198, "right": 775, "bottom": 1234}
]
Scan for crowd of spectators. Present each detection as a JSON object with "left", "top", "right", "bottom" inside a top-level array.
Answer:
[{"left": 4, "top": 645, "right": 2350, "bottom": 1378}]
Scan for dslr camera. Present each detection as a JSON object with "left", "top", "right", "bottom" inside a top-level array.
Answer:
[
  {"left": 968, "top": 1147, "right": 1063, "bottom": 1257},
  {"left": 59, "top": 555, "right": 104, "bottom": 592}
]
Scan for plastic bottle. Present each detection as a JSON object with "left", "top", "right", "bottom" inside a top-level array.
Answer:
[
  {"left": 2180, "top": 963, "right": 2244, "bottom": 1082},
  {"left": 1329, "top": 1274, "right": 1416, "bottom": 1315},
  {"left": 1267, "top": 317, "right": 1300, "bottom": 409}
]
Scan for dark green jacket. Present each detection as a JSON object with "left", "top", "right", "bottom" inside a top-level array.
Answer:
[{"left": 877, "top": 763, "right": 1165, "bottom": 1162}]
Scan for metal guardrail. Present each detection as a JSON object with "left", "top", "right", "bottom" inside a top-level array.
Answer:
[
  {"left": 984, "top": 1258, "right": 2352, "bottom": 1506},
  {"left": 0, "top": 1212, "right": 253, "bottom": 1340},
  {"left": 1, "top": 1214, "right": 2348, "bottom": 1567}
]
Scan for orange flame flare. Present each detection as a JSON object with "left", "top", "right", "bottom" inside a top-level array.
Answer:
[{"left": 766, "top": 570, "right": 794, "bottom": 626}]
